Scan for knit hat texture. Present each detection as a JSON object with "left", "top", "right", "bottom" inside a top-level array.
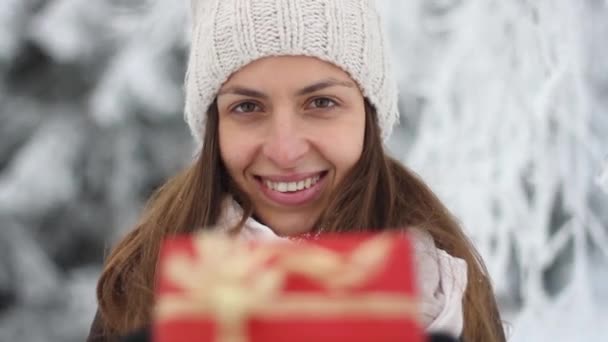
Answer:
[{"left": 185, "top": 0, "right": 399, "bottom": 144}]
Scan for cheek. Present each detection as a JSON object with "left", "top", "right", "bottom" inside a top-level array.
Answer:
[
  {"left": 218, "top": 122, "right": 256, "bottom": 177},
  {"left": 317, "top": 115, "right": 365, "bottom": 175},
  {"left": 331, "top": 136, "right": 363, "bottom": 174}
]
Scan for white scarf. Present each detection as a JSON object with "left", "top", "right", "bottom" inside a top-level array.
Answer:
[{"left": 215, "top": 198, "right": 468, "bottom": 337}]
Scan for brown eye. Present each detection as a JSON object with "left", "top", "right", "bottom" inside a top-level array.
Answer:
[
  {"left": 310, "top": 97, "right": 337, "bottom": 109},
  {"left": 233, "top": 102, "right": 261, "bottom": 113}
]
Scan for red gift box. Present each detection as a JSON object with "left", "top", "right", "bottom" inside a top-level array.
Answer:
[{"left": 153, "top": 233, "right": 424, "bottom": 342}]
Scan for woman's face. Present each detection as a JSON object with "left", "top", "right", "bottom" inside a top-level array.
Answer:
[{"left": 217, "top": 56, "right": 366, "bottom": 236}]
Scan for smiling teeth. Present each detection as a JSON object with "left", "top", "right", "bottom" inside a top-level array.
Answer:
[{"left": 264, "top": 175, "right": 321, "bottom": 193}]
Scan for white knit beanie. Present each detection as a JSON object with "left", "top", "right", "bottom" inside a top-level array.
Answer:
[{"left": 185, "top": 0, "right": 399, "bottom": 145}]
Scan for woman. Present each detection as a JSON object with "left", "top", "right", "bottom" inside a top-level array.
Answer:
[{"left": 88, "top": 0, "right": 506, "bottom": 341}]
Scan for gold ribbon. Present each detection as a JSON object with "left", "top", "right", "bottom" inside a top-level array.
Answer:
[{"left": 156, "top": 233, "right": 417, "bottom": 342}]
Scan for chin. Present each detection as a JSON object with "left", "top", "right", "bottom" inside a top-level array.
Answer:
[{"left": 266, "top": 214, "right": 318, "bottom": 237}]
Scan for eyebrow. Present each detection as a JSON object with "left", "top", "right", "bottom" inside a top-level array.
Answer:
[
  {"left": 217, "top": 78, "right": 356, "bottom": 98},
  {"left": 296, "top": 78, "right": 356, "bottom": 95}
]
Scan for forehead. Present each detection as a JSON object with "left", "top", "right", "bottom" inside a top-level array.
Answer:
[{"left": 221, "top": 56, "right": 358, "bottom": 90}]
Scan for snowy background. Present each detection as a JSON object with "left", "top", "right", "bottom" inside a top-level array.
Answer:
[{"left": 0, "top": 0, "right": 606, "bottom": 341}]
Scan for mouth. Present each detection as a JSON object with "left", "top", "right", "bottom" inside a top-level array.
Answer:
[{"left": 254, "top": 171, "right": 329, "bottom": 206}]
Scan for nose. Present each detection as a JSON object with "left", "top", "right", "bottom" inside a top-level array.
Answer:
[{"left": 262, "top": 111, "right": 309, "bottom": 169}]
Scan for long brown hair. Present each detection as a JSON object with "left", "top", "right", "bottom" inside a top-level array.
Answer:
[{"left": 96, "top": 100, "right": 506, "bottom": 341}]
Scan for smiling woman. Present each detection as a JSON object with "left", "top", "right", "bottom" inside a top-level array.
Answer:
[{"left": 88, "top": 1, "right": 507, "bottom": 342}]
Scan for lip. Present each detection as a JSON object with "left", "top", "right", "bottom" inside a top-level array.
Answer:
[{"left": 255, "top": 171, "right": 328, "bottom": 207}]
